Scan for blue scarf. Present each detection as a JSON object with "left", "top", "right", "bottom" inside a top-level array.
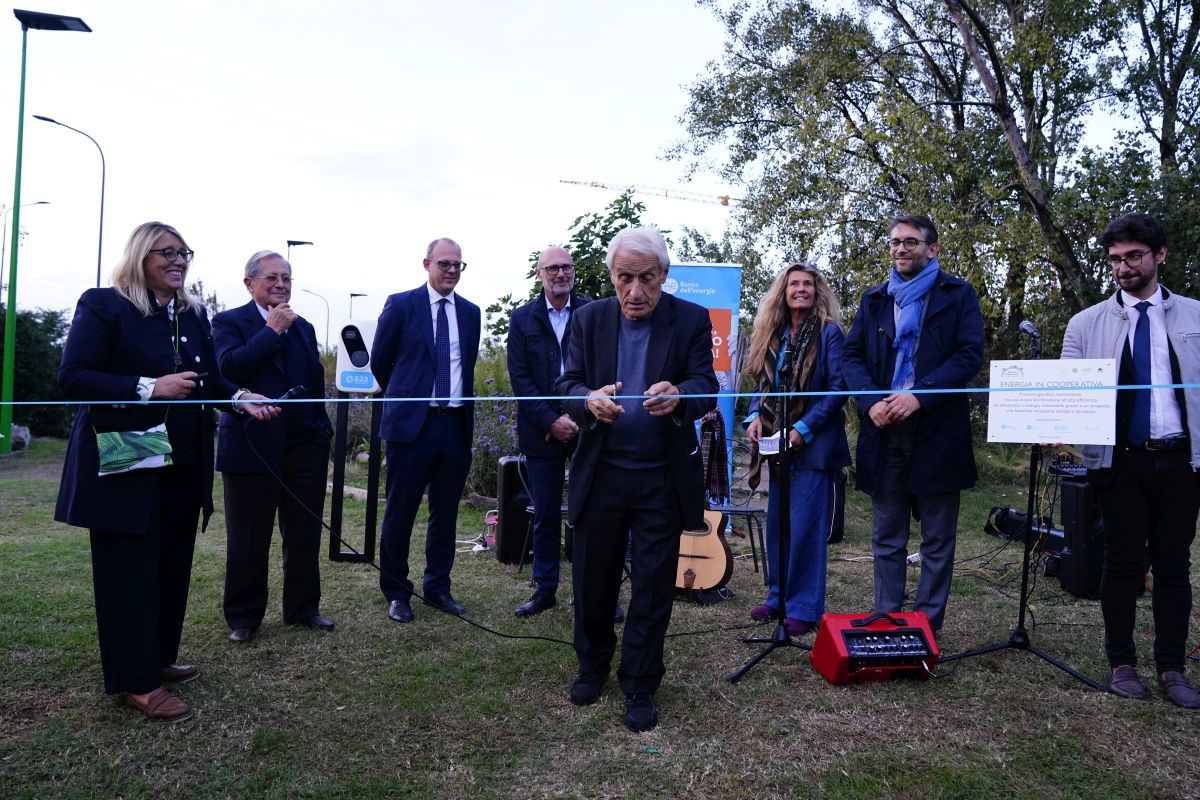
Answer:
[{"left": 886, "top": 256, "right": 940, "bottom": 390}]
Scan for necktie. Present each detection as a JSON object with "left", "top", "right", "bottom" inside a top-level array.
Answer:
[
  {"left": 1129, "top": 300, "right": 1151, "bottom": 445},
  {"left": 435, "top": 298, "right": 451, "bottom": 407}
]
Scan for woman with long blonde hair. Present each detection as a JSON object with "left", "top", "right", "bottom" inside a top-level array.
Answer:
[{"left": 744, "top": 263, "right": 851, "bottom": 635}]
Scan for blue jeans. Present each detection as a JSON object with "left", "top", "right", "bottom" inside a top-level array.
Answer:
[{"left": 763, "top": 465, "right": 834, "bottom": 622}]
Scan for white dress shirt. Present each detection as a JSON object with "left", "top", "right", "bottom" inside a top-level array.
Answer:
[
  {"left": 1122, "top": 287, "right": 1184, "bottom": 438},
  {"left": 427, "top": 283, "right": 464, "bottom": 407}
]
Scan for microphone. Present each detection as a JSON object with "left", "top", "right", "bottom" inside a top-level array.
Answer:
[
  {"left": 275, "top": 385, "right": 306, "bottom": 402},
  {"left": 1018, "top": 320, "right": 1041, "bottom": 339}
]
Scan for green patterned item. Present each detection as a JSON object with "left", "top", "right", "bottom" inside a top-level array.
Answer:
[{"left": 95, "top": 422, "right": 173, "bottom": 476}]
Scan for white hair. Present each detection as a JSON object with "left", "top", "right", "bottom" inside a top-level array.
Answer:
[{"left": 604, "top": 226, "right": 669, "bottom": 271}]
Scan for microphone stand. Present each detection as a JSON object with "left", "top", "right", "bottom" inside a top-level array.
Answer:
[
  {"left": 939, "top": 327, "right": 1104, "bottom": 691},
  {"left": 728, "top": 337, "right": 810, "bottom": 683}
]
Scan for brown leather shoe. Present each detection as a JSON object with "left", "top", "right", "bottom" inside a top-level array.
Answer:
[
  {"left": 1109, "top": 665, "right": 1148, "bottom": 700},
  {"left": 1158, "top": 671, "right": 1200, "bottom": 710},
  {"left": 125, "top": 687, "right": 193, "bottom": 722},
  {"left": 160, "top": 664, "right": 199, "bottom": 685}
]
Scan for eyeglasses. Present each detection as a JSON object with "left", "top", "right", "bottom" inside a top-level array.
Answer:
[
  {"left": 540, "top": 264, "right": 574, "bottom": 276},
  {"left": 149, "top": 247, "right": 194, "bottom": 263},
  {"left": 1108, "top": 249, "right": 1151, "bottom": 267},
  {"left": 254, "top": 273, "right": 292, "bottom": 284},
  {"left": 887, "top": 237, "right": 927, "bottom": 250},
  {"left": 432, "top": 259, "right": 467, "bottom": 272}
]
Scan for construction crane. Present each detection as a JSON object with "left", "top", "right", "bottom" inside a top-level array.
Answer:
[{"left": 560, "top": 179, "right": 740, "bottom": 207}]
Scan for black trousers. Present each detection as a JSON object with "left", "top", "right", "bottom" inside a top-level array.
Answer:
[
  {"left": 379, "top": 412, "right": 471, "bottom": 601},
  {"left": 222, "top": 431, "right": 330, "bottom": 629},
  {"left": 572, "top": 462, "right": 681, "bottom": 696},
  {"left": 89, "top": 462, "right": 201, "bottom": 695},
  {"left": 1094, "top": 447, "right": 1198, "bottom": 673}
]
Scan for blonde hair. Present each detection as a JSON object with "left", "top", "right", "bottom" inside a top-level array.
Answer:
[
  {"left": 110, "top": 221, "right": 201, "bottom": 317},
  {"left": 745, "top": 263, "right": 841, "bottom": 389}
]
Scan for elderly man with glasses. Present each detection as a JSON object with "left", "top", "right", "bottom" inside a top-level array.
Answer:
[
  {"left": 505, "top": 246, "right": 591, "bottom": 617},
  {"left": 213, "top": 250, "right": 335, "bottom": 644},
  {"left": 371, "top": 238, "right": 481, "bottom": 624},
  {"left": 842, "top": 213, "right": 984, "bottom": 635}
]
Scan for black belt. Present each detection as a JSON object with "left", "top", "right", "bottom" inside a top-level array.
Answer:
[
  {"left": 1126, "top": 436, "right": 1188, "bottom": 452},
  {"left": 427, "top": 405, "right": 465, "bottom": 416}
]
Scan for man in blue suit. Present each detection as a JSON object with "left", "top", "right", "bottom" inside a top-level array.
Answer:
[
  {"left": 214, "top": 251, "right": 334, "bottom": 644},
  {"left": 842, "top": 214, "right": 984, "bottom": 633},
  {"left": 506, "top": 246, "right": 590, "bottom": 617},
  {"left": 372, "top": 238, "right": 481, "bottom": 624}
]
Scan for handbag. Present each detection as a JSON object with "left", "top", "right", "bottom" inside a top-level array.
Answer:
[{"left": 95, "top": 422, "right": 173, "bottom": 476}]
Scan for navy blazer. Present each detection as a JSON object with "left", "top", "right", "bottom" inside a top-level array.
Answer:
[
  {"left": 507, "top": 292, "right": 590, "bottom": 458},
  {"left": 371, "top": 285, "right": 481, "bottom": 444},
  {"left": 212, "top": 300, "right": 332, "bottom": 474},
  {"left": 747, "top": 322, "right": 852, "bottom": 472},
  {"left": 841, "top": 269, "right": 984, "bottom": 496},
  {"left": 55, "top": 288, "right": 225, "bottom": 534},
  {"left": 556, "top": 293, "right": 718, "bottom": 531}
]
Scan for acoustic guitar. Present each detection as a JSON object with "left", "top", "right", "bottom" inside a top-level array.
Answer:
[{"left": 676, "top": 508, "right": 734, "bottom": 592}]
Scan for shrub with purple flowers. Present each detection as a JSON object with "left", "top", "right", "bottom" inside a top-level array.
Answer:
[{"left": 465, "top": 376, "right": 519, "bottom": 498}]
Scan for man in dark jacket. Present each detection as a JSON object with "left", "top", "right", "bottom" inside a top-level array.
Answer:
[
  {"left": 556, "top": 226, "right": 717, "bottom": 732},
  {"left": 213, "top": 250, "right": 334, "bottom": 644},
  {"left": 506, "top": 246, "right": 590, "bottom": 617},
  {"left": 842, "top": 214, "right": 984, "bottom": 633}
]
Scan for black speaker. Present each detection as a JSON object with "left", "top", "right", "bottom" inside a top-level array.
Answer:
[
  {"left": 495, "top": 455, "right": 532, "bottom": 565},
  {"left": 1059, "top": 477, "right": 1104, "bottom": 599}
]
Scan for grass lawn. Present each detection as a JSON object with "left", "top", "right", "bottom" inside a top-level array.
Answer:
[{"left": 1, "top": 438, "right": 1198, "bottom": 799}]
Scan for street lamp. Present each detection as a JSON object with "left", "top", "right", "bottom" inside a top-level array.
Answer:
[
  {"left": 286, "top": 239, "right": 312, "bottom": 262},
  {"left": 0, "top": 200, "right": 48, "bottom": 295},
  {"left": 349, "top": 292, "right": 367, "bottom": 318},
  {"left": 32, "top": 115, "right": 104, "bottom": 287},
  {"left": 3, "top": 9, "right": 92, "bottom": 454},
  {"left": 301, "top": 288, "right": 329, "bottom": 352}
]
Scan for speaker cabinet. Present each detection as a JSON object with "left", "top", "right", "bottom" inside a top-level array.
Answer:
[
  {"left": 1059, "top": 477, "right": 1104, "bottom": 599},
  {"left": 495, "top": 456, "right": 532, "bottom": 565}
]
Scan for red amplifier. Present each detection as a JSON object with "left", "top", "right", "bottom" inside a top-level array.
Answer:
[{"left": 809, "top": 611, "right": 939, "bottom": 684}]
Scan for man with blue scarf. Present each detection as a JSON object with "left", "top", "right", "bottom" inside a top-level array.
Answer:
[{"left": 842, "top": 214, "right": 984, "bottom": 632}]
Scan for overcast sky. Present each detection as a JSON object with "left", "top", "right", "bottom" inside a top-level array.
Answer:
[{"left": 1, "top": 0, "right": 738, "bottom": 342}]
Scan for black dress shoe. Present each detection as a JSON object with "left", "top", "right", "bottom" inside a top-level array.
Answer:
[
  {"left": 229, "top": 627, "right": 255, "bottom": 644},
  {"left": 515, "top": 592, "right": 557, "bottom": 618},
  {"left": 424, "top": 592, "right": 467, "bottom": 617},
  {"left": 625, "top": 693, "right": 659, "bottom": 732},
  {"left": 387, "top": 599, "right": 414, "bottom": 624},
  {"left": 297, "top": 614, "right": 335, "bottom": 632},
  {"left": 569, "top": 671, "right": 606, "bottom": 706}
]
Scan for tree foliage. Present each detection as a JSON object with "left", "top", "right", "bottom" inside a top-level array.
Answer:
[
  {"left": 677, "top": 0, "right": 1200, "bottom": 356},
  {"left": 484, "top": 191, "right": 649, "bottom": 341},
  {"left": 0, "top": 305, "right": 73, "bottom": 436}
]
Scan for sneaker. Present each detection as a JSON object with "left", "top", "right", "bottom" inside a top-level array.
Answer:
[
  {"left": 624, "top": 693, "right": 658, "bottom": 732},
  {"left": 569, "top": 671, "right": 606, "bottom": 706},
  {"left": 749, "top": 603, "right": 777, "bottom": 622}
]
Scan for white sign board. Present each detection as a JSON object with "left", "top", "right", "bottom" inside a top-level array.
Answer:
[{"left": 987, "top": 359, "right": 1117, "bottom": 445}]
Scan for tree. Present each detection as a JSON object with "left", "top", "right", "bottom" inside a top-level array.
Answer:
[
  {"left": 677, "top": 0, "right": 1197, "bottom": 356},
  {"left": 483, "top": 190, "right": 650, "bottom": 340},
  {"left": 0, "top": 305, "right": 72, "bottom": 436},
  {"left": 188, "top": 280, "right": 225, "bottom": 316}
]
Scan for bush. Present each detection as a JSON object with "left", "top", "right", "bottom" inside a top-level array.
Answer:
[{"left": 465, "top": 377, "right": 518, "bottom": 498}]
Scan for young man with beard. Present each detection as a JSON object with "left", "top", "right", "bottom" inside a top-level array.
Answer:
[{"left": 1062, "top": 212, "right": 1200, "bottom": 709}]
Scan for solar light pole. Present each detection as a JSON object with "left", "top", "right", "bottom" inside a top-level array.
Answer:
[{"left": 3, "top": 9, "right": 92, "bottom": 453}]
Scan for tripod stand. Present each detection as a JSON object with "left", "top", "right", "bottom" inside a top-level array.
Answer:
[
  {"left": 940, "top": 327, "right": 1105, "bottom": 691},
  {"left": 728, "top": 349, "right": 811, "bottom": 683}
]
